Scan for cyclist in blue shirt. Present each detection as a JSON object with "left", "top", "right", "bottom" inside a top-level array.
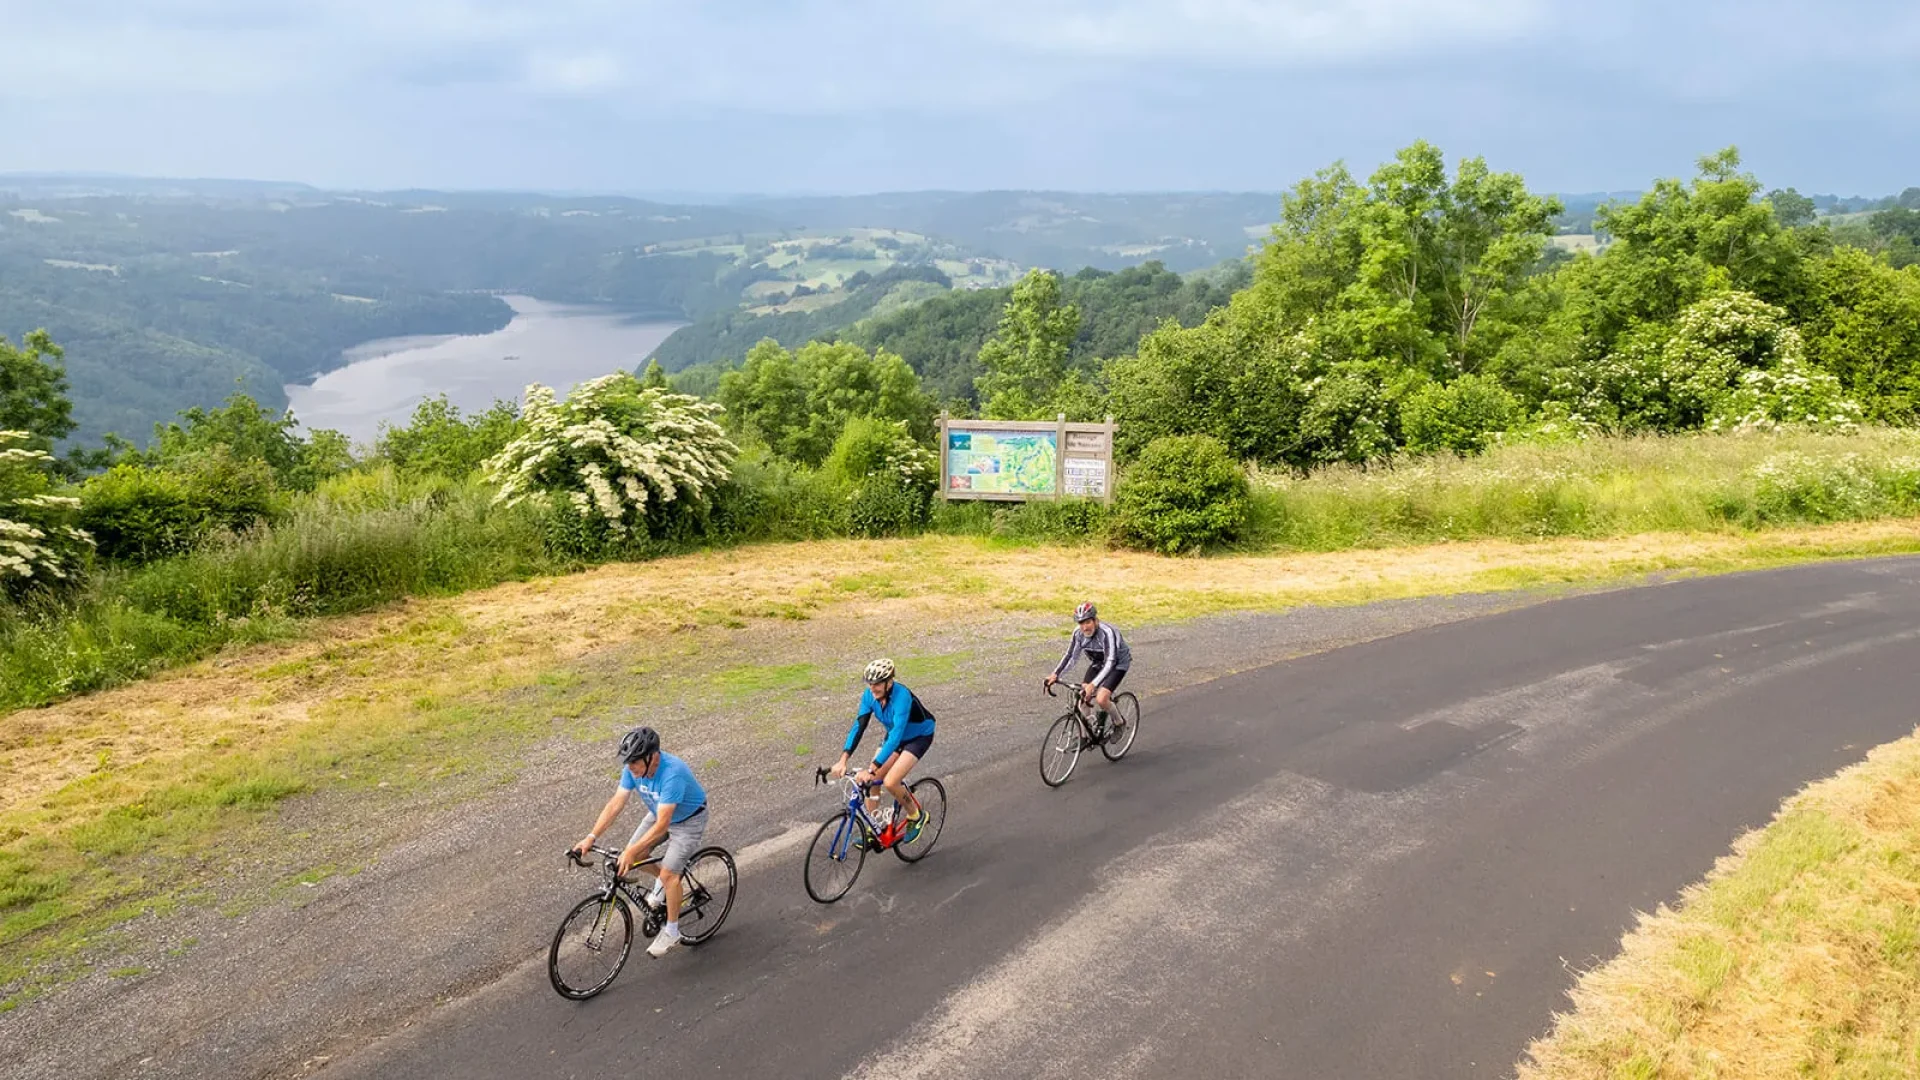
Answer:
[
  {"left": 572, "top": 726, "right": 709, "bottom": 957},
  {"left": 830, "top": 658, "right": 936, "bottom": 842}
]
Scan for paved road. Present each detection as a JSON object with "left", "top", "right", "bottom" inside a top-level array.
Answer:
[{"left": 325, "top": 558, "right": 1920, "bottom": 1080}]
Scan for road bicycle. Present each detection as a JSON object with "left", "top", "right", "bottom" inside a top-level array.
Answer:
[
  {"left": 1038, "top": 680, "right": 1141, "bottom": 787},
  {"left": 803, "top": 766, "right": 947, "bottom": 903},
  {"left": 547, "top": 841, "right": 738, "bottom": 1000}
]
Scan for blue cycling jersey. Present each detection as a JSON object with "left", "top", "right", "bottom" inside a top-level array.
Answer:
[
  {"left": 618, "top": 751, "right": 707, "bottom": 824},
  {"left": 843, "top": 682, "right": 936, "bottom": 765}
]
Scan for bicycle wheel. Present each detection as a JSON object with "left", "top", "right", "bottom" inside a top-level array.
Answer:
[
  {"left": 548, "top": 893, "right": 634, "bottom": 1000},
  {"left": 894, "top": 777, "right": 947, "bottom": 863},
  {"left": 1039, "top": 713, "right": 1083, "bottom": 787},
  {"left": 804, "top": 812, "right": 867, "bottom": 904},
  {"left": 1100, "top": 692, "right": 1141, "bottom": 761},
  {"left": 678, "top": 847, "right": 737, "bottom": 945}
]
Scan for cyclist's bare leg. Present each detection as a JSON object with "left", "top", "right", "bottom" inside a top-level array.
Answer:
[
  {"left": 659, "top": 865, "right": 684, "bottom": 923},
  {"left": 881, "top": 750, "right": 921, "bottom": 817}
]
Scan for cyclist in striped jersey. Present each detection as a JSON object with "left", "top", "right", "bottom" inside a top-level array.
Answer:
[{"left": 1043, "top": 601, "right": 1131, "bottom": 735}]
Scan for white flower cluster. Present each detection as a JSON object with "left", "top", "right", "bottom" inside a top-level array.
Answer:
[
  {"left": 482, "top": 374, "right": 738, "bottom": 537},
  {"left": 0, "top": 430, "right": 93, "bottom": 588},
  {"left": 875, "top": 421, "right": 937, "bottom": 489}
]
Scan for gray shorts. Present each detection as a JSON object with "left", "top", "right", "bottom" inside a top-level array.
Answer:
[{"left": 629, "top": 806, "right": 708, "bottom": 873}]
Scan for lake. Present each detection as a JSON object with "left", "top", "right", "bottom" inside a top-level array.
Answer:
[{"left": 286, "top": 295, "right": 685, "bottom": 443}]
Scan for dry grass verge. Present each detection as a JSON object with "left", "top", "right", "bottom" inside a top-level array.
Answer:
[{"left": 1518, "top": 726, "right": 1920, "bottom": 1079}]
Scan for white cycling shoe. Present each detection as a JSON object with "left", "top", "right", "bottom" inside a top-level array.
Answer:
[{"left": 647, "top": 927, "right": 682, "bottom": 958}]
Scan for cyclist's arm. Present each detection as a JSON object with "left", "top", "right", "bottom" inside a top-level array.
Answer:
[
  {"left": 576, "top": 789, "right": 631, "bottom": 852},
  {"left": 1050, "top": 634, "right": 1082, "bottom": 679}
]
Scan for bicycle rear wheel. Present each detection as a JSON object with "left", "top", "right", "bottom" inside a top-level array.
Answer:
[
  {"left": 1039, "top": 713, "right": 1083, "bottom": 787},
  {"left": 678, "top": 847, "right": 737, "bottom": 945},
  {"left": 804, "top": 812, "right": 867, "bottom": 903},
  {"left": 548, "top": 893, "right": 634, "bottom": 1000},
  {"left": 1100, "top": 692, "right": 1141, "bottom": 761},
  {"left": 894, "top": 777, "right": 947, "bottom": 863}
]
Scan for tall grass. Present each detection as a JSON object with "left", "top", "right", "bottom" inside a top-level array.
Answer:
[
  {"left": 0, "top": 469, "right": 558, "bottom": 711},
  {"left": 1247, "top": 428, "right": 1920, "bottom": 550}
]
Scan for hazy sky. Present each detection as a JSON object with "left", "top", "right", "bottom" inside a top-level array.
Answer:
[{"left": 2, "top": 1, "right": 1916, "bottom": 196}]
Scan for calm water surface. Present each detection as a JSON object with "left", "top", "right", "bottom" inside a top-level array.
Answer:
[{"left": 286, "top": 295, "right": 683, "bottom": 443}]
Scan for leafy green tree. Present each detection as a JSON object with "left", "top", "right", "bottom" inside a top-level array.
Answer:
[
  {"left": 718, "top": 340, "right": 810, "bottom": 459},
  {"left": 0, "top": 330, "right": 76, "bottom": 452},
  {"left": 975, "top": 269, "right": 1082, "bottom": 419},
  {"left": 717, "top": 339, "right": 934, "bottom": 465},
  {"left": 1248, "top": 141, "right": 1561, "bottom": 376},
  {"left": 1767, "top": 187, "right": 1818, "bottom": 228},
  {"left": 1799, "top": 250, "right": 1920, "bottom": 420},
  {"left": 639, "top": 358, "right": 670, "bottom": 388},
  {"left": 375, "top": 395, "right": 522, "bottom": 479},
  {"left": 1579, "top": 148, "right": 1810, "bottom": 349}
]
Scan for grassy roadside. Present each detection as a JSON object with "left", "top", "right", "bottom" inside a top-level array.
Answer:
[
  {"left": 1518, "top": 724, "right": 1920, "bottom": 1079},
  {"left": 6, "top": 520, "right": 1920, "bottom": 1010}
]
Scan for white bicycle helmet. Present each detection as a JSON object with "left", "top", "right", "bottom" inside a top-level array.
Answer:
[{"left": 864, "top": 658, "right": 896, "bottom": 685}]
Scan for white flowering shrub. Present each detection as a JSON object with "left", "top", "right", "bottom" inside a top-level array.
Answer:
[
  {"left": 0, "top": 429, "right": 93, "bottom": 594},
  {"left": 1575, "top": 291, "right": 1864, "bottom": 434},
  {"left": 482, "top": 374, "right": 738, "bottom": 547}
]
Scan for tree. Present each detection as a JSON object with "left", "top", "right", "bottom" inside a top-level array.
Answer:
[
  {"left": 1581, "top": 147, "right": 1810, "bottom": 348},
  {"left": 0, "top": 330, "right": 76, "bottom": 453},
  {"left": 1799, "top": 250, "right": 1920, "bottom": 420},
  {"left": 1247, "top": 141, "right": 1561, "bottom": 376},
  {"left": 1767, "top": 187, "right": 1818, "bottom": 228},
  {"left": 639, "top": 357, "right": 670, "bottom": 388},
  {"left": 717, "top": 339, "right": 934, "bottom": 466},
  {"left": 375, "top": 395, "right": 522, "bottom": 479},
  {"left": 975, "top": 269, "right": 1081, "bottom": 419}
]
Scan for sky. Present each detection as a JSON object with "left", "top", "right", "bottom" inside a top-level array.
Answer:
[{"left": 1, "top": 1, "right": 1916, "bottom": 197}]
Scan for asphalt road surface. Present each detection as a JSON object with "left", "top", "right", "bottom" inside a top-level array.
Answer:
[{"left": 326, "top": 558, "right": 1920, "bottom": 1080}]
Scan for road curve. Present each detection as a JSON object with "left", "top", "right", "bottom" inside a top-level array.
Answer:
[{"left": 323, "top": 557, "right": 1920, "bottom": 1080}]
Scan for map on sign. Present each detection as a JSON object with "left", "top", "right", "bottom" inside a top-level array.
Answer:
[{"left": 946, "top": 430, "right": 1058, "bottom": 495}]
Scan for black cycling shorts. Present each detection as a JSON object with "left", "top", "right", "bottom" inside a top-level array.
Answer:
[
  {"left": 884, "top": 732, "right": 934, "bottom": 764},
  {"left": 1083, "top": 664, "right": 1128, "bottom": 694}
]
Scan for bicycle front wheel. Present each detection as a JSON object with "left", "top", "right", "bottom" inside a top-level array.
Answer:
[
  {"left": 804, "top": 812, "right": 867, "bottom": 904},
  {"left": 894, "top": 777, "right": 947, "bottom": 863},
  {"left": 1040, "top": 713, "right": 1082, "bottom": 787},
  {"left": 548, "top": 893, "right": 634, "bottom": 1000},
  {"left": 1101, "top": 692, "right": 1141, "bottom": 761},
  {"left": 678, "top": 847, "right": 737, "bottom": 945}
]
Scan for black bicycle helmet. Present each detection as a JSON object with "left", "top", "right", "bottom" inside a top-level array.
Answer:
[
  {"left": 1074, "top": 601, "right": 1097, "bottom": 622},
  {"left": 618, "top": 726, "right": 660, "bottom": 764}
]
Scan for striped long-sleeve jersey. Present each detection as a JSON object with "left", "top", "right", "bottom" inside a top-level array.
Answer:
[{"left": 1051, "top": 620, "right": 1131, "bottom": 684}]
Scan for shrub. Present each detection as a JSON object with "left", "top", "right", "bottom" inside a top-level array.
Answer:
[
  {"left": 375, "top": 395, "right": 522, "bottom": 480},
  {"left": 1114, "top": 435, "right": 1251, "bottom": 554},
  {"left": 1, "top": 429, "right": 92, "bottom": 595},
  {"left": 79, "top": 449, "right": 284, "bottom": 564},
  {"left": 708, "top": 445, "right": 851, "bottom": 542},
  {"left": 849, "top": 471, "right": 929, "bottom": 538},
  {"left": 1401, "top": 374, "right": 1522, "bottom": 456},
  {"left": 484, "top": 373, "right": 738, "bottom": 549}
]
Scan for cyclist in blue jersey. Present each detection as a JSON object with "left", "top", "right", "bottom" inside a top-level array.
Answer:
[
  {"left": 1044, "top": 601, "right": 1132, "bottom": 735},
  {"left": 830, "top": 658, "right": 936, "bottom": 842},
  {"left": 572, "top": 726, "right": 709, "bottom": 957}
]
